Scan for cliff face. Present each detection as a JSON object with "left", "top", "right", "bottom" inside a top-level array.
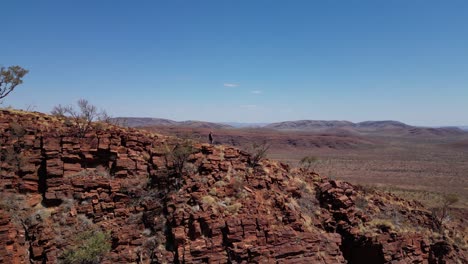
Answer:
[{"left": 0, "top": 110, "right": 466, "bottom": 263}]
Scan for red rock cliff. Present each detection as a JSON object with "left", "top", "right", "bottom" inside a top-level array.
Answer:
[{"left": 0, "top": 110, "right": 466, "bottom": 263}]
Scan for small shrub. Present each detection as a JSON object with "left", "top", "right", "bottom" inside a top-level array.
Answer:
[
  {"left": 226, "top": 202, "right": 242, "bottom": 215},
  {"left": 128, "top": 212, "right": 144, "bottom": 224},
  {"left": 297, "top": 193, "right": 317, "bottom": 217},
  {"left": 191, "top": 204, "right": 200, "bottom": 212},
  {"left": 60, "top": 230, "right": 111, "bottom": 264},
  {"left": 231, "top": 175, "right": 245, "bottom": 198},
  {"left": 95, "top": 165, "right": 111, "bottom": 178},
  {"left": 170, "top": 140, "right": 194, "bottom": 175},
  {"left": 209, "top": 187, "right": 218, "bottom": 196},
  {"left": 163, "top": 140, "right": 195, "bottom": 189},
  {"left": 76, "top": 214, "right": 94, "bottom": 229},
  {"left": 367, "top": 219, "right": 395, "bottom": 232},
  {"left": 51, "top": 99, "right": 109, "bottom": 137},
  {"left": 97, "top": 110, "right": 112, "bottom": 124},
  {"left": 66, "top": 168, "right": 111, "bottom": 179},
  {"left": 183, "top": 162, "right": 198, "bottom": 174},
  {"left": 356, "top": 184, "right": 377, "bottom": 195},
  {"left": 10, "top": 122, "right": 27, "bottom": 137},
  {"left": 142, "top": 228, "right": 152, "bottom": 237},
  {"left": 93, "top": 122, "right": 107, "bottom": 131},
  {"left": 0, "top": 192, "right": 28, "bottom": 224},
  {"left": 61, "top": 198, "right": 75, "bottom": 211},
  {"left": 245, "top": 141, "right": 271, "bottom": 167},
  {"left": 301, "top": 215, "right": 315, "bottom": 231},
  {"left": 141, "top": 152, "right": 151, "bottom": 162},
  {"left": 201, "top": 195, "right": 216, "bottom": 206},
  {"left": 138, "top": 233, "right": 165, "bottom": 263},
  {"left": 354, "top": 196, "right": 368, "bottom": 211},
  {"left": 0, "top": 123, "right": 28, "bottom": 175},
  {"left": 299, "top": 156, "right": 319, "bottom": 172},
  {"left": 0, "top": 193, "right": 56, "bottom": 230},
  {"left": 431, "top": 193, "right": 459, "bottom": 232},
  {"left": 1, "top": 145, "right": 26, "bottom": 174},
  {"left": 214, "top": 180, "right": 228, "bottom": 187}
]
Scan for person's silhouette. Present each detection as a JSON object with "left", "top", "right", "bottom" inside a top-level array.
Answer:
[{"left": 209, "top": 131, "right": 213, "bottom": 144}]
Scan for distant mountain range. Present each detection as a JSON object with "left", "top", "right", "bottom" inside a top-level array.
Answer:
[
  {"left": 111, "top": 117, "right": 232, "bottom": 129},
  {"left": 265, "top": 120, "right": 354, "bottom": 130},
  {"left": 220, "top": 122, "right": 270, "bottom": 128},
  {"left": 265, "top": 120, "right": 416, "bottom": 130},
  {"left": 265, "top": 120, "right": 466, "bottom": 137},
  {"left": 114, "top": 117, "right": 468, "bottom": 137}
]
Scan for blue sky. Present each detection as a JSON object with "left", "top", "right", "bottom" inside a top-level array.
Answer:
[{"left": 2, "top": 1, "right": 467, "bottom": 126}]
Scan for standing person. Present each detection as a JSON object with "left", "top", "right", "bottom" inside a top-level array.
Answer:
[{"left": 209, "top": 131, "right": 213, "bottom": 144}]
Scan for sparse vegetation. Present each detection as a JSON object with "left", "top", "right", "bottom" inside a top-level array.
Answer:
[
  {"left": 60, "top": 230, "right": 111, "bottom": 264},
  {"left": 299, "top": 155, "right": 319, "bottom": 172},
  {"left": 0, "top": 192, "right": 28, "bottom": 224},
  {"left": 51, "top": 99, "right": 110, "bottom": 137},
  {"left": 354, "top": 195, "right": 369, "bottom": 211},
  {"left": 366, "top": 218, "right": 395, "bottom": 232},
  {"left": 162, "top": 139, "right": 195, "bottom": 189},
  {"left": 231, "top": 174, "right": 246, "bottom": 199},
  {"left": 142, "top": 123, "right": 468, "bottom": 211},
  {"left": 226, "top": 202, "right": 242, "bottom": 214},
  {"left": 0, "top": 93, "right": 467, "bottom": 262},
  {"left": 66, "top": 167, "right": 112, "bottom": 179},
  {"left": 214, "top": 180, "right": 228, "bottom": 187},
  {"left": 171, "top": 141, "right": 195, "bottom": 175},
  {"left": 201, "top": 195, "right": 217, "bottom": 206},
  {"left": 431, "top": 193, "right": 459, "bottom": 232},
  {"left": 358, "top": 209, "right": 408, "bottom": 236},
  {"left": 137, "top": 234, "right": 165, "bottom": 264},
  {"left": 0, "top": 122, "right": 28, "bottom": 176},
  {"left": 0, "top": 192, "right": 52, "bottom": 229},
  {"left": 246, "top": 141, "right": 271, "bottom": 167},
  {"left": 296, "top": 180, "right": 319, "bottom": 219}
]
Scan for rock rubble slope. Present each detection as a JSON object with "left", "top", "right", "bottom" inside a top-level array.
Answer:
[{"left": 0, "top": 110, "right": 466, "bottom": 263}]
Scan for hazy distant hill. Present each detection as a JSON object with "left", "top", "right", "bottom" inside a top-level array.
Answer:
[
  {"left": 112, "top": 117, "right": 177, "bottom": 127},
  {"left": 220, "top": 122, "right": 269, "bottom": 128},
  {"left": 266, "top": 120, "right": 412, "bottom": 131},
  {"left": 112, "top": 117, "right": 232, "bottom": 129},
  {"left": 356, "top": 120, "right": 410, "bottom": 129},
  {"left": 265, "top": 120, "right": 467, "bottom": 137},
  {"left": 178, "top": 120, "right": 233, "bottom": 129},
  {"left": 265, "top": 120, "right": 354, "bottom": 131},
  {"left": 116, "top": 117, "right": 467, "bottom": 137},
  {"left": 403, "top": 127, "right": 466, "bottom": 137}
]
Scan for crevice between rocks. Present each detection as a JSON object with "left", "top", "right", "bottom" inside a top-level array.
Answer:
[
  {"left": 37, "top": 137, "right": 51, "bottom": 207},
  {"left": 221, "top": 223, "right": 236, "bottom": 264},
  {"left": 315, "top": 181, "right": 386, "bottom": 264},
  {"left": 21, "top": 221, "right": 34, "bottom": 264},
  {"left": 338, "top": 231, "right": 385, "bottom": 264}
]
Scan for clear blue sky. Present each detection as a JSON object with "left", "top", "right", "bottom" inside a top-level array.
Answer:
[{"left": 2, "top": 0, "right": 467, "bottom": 126}]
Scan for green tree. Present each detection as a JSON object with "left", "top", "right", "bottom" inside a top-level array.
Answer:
[{"left": 0, "top": 65, "right": 29, "bottom": 100}]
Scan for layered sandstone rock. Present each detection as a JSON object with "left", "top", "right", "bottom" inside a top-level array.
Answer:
[{"left": 0, "top": 110, "right": 466, "bottom": 263}]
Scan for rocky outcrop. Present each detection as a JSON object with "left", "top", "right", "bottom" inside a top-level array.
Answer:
[
  {"left": 0, "top": 208, "right": 29, "bottom": 264},
  {"left": 0, "top": 110, "right": 466, "bottom": 263}
]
